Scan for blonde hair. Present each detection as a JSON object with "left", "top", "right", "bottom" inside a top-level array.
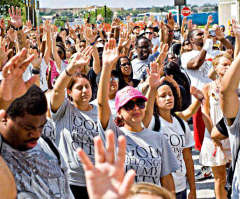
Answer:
[
  {"left": 212, "top": 53, "right": 233, "bottom": 68},
  {"left": 128, "top": 182, "right": 175, "bottom": 199}
]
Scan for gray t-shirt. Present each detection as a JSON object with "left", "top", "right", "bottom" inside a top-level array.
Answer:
[
  {"left": 98, "top": 116, "right": 179, "bottom": 185},
  {"left": 51, "top": 98, "right": 99, "bottom": 186},
  {"left": 1, "top": 137, "right": 73, "bottom": 199},
  {"left": 131, "top": 58, "right": 149, "bottom": 81},
  {"left": 225, "top": 104, "right": 240, "bottom": 198}
]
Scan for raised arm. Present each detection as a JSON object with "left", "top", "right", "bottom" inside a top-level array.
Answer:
[
  {"left": 92, "top": 46, "right": 101, "bottom": 74},
  {"left": 51, "top": 28, "right": 62, "bottom": 72},
  {"left": 50, "top": 47, "right": 92, "bottom": 112},
  {"left": 0, "top": 48, "right": 37, "bottom": 109},
  {"left": 175, "top": 86, "right": 203, "bottom": 121},
  {"left": 220, "top": 53, "right": 240, "bottom": 124},
  {"left": 98, "top": 38, "right": 119, "bottom": 129},
  {"left": 43, "top": 21, "right": 51, "bottom": 65},
  {"left": 233, "top": 20, "right": 240, "bottom": 58}
]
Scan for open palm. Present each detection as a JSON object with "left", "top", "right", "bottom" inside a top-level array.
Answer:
[
  {"left": 9, "top": 7, "right": 22, "bottom": 28},
  {"left": 102, "top": 38, "right": 119, "bottom": 67},
  {"left": 78, "top": 130, "right": 135, "bottom": 199}
]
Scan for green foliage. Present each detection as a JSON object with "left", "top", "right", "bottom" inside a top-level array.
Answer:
[
  {"left": 54, "top": 19, "right": 64, "bottom": 27},
  {"left": 0, "top": 0, "right": 25, "bottom": 16},
  {"left": 86, "top": 6, "right": 113, "bottom": 24}
]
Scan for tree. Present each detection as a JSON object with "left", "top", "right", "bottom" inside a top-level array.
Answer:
[
  {"left": 0, "top": 0, "right": 25, "bottom": 16},
  {"left": 88, "top": 6, "right": 113, "bottom": 24}
]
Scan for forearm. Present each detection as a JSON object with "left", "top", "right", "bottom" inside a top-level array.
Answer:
[
  {"left": 92, "top": 47, "right": 101, "bottom": 74},
  {"left": 97, "top": 64, "right": 111, "bottom": 129},
  {"left": 51, "top": 67, "right": 72, "bottom": 112},
  {"left": 52, "top": 39, "right": 61, "bottom": 70},
  {"left": 234, "top": 35, "right": 240, "bottom": 58},
  {"left": 143, "top": 88, "right": 157, "bottom": 127},
  {"left": 175, "top": 100, "right": 201, "bottom": 121},
  {"left": 160, "top": 174, "right": 175, "bottom": 193},
  {"left": 17, "top": 30, "right": 27, "bottom": 51},
  {"left": 220, "top": 38, "right": 233, "bottom": 51},
  {"left": 187, "top": 50, "right": 207, "bottom": 70},
  {"left": 183, "top": 148, "right": 196, "bottom": 192}
]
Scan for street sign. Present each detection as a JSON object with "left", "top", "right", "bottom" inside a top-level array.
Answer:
[
  {"left": 174, "top": 0, "right": 186, "bottom": 6},
  {"left": 181, "top": 6, "right": 191, "bottom": 17}
]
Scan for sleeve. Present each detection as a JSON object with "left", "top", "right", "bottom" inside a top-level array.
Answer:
[
  {"left": 97, "top": 115, "right": 120, "bottom": 146},
  {"left": 22, "top": 64, "right": 33, "bottom": 81},
  {"left": 40, "top": 59, "right": 49, "bottom": 92},
  {"left": 50, "top": 97, "right": 69, "bottom": 121},
  {"left": 183, "top": 121, "right": 195, "bottom": 148},
  {"left": 160, "top": 135, "right": 179, "bottom": 177}
]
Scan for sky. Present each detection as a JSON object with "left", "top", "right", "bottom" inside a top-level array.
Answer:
[{"left": 39, "top": 0, "right": 218, "bottom": 9}]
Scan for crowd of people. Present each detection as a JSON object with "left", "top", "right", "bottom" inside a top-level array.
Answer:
[{"left": 0, "top": 5, "right": 240, "bottom": 199}]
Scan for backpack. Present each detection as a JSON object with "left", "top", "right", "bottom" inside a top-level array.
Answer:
[{"left": 153, "top": 112, "right": 186, "bottom": 133}]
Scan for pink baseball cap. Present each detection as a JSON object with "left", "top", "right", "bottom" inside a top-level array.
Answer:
[{"left": 115, "top": 86, "right": 147, "bottom": 112}]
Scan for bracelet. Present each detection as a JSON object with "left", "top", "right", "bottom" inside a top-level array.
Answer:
[
  {"left": 90, "top": 41, "right": 96, "bottom": 46},
  {"left": 65, "top": 68, "right": 72, "bottom": 77}
]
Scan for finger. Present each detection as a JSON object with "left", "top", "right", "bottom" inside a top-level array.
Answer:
[
  {"left": 117, "top": 135, "right": 126, "bottom": 166},
  {"left": 20, "top": 54, "right": 34, "bottom": 72},
  {"left": 94, "top": 136, "right": 105, "bottom": 164},
  {"left": 119, "top": 170, "right": 136, "bottom": 197},
  {"left": 77, "top": 148, "right": 94, "bottom": 171},
  {"left": 25, "top": 75, "right": 38, "bottom": 89},
  {"left": 8, "top": 8, "right": 12, "bottom": 18},
  {"left": 105, "top": 130, "right": 115, "bottom": 164},
  {"left": 11, "top": 6, "right": 15, "bottom": 17}
]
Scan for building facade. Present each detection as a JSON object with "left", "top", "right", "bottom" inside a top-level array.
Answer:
[{"left": 218, "top": 0, "right": 240, "bottom": 28}]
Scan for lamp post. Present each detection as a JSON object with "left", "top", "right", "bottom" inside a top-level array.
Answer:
[{"left": 174, "top": 0, "right": 186, "bottom": 27}]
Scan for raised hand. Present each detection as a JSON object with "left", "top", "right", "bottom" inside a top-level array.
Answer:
[
  {"left": 190, "top": 86, "right": 204, "bottom": 102},
  {"left": 147, "top": 62, "right": 164, "bottom": 89},
  {"left": 68, "top": 46, "right": 93, "bottom": 74},
  {"left": 0, "top": 37, "right": 12, "bottom": 68},
  {"left": 166, "top": 13, "right": 174, "bottom": 30},
  {"left": 6, "top": 28, "right": 17, "bottom": 42},
  {"left": 232, "top": 19, "right": 240, "bottom": 38},
  {"left": 215, "top": 27, "right": 225, "bottom": 41},
  {"left": 8, "top": 6, "right": 22, "bottom": 28},
  {"left": 156, "top": 43, "right": 168, "bottom": 66},
  {"left": 0, "top": 48, "right": 38, "bottom": 101},
  {"left": 77, "top": 130, "right": 135, "bottom": 199},
  {"left": 102, "top": 38, "right": 119, "bottom": 67},
  {"left": 84, "top": 25, "right": 98, "bottom": 43}
]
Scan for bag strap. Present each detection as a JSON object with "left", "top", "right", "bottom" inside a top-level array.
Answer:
[
  {"left": 0, "top": 134, "right": 2, "bottom": 154},
  {"left": 42, "top": 136, "right": 61, "bottom": 166},
  {"left": 153, "top": 113, "right": 186, "bottom": 133},
  {"left": 173, "top": 113, "right": 186, "bottom": 133}
]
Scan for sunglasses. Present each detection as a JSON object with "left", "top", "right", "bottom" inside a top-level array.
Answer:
[
  {"left": 145, "top": 32, "right": 153, "bottom": 35},
  {"left": 120, "top": 62, "right": 131, "bottom": 67},
  {"left": 122, "top": 99, "right": 146, "bottom": 111}
]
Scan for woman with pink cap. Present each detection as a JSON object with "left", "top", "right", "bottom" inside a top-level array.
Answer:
[{"left": 97, "top": 38, "right": 178, "bottom": 193}]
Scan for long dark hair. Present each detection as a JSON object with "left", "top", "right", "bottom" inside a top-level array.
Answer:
[{"left": 116, "top": 56, "right": 133, "bottom": 89}]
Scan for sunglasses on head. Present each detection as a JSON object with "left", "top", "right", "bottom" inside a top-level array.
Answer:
[
  {"left": 122, "top": 99, "right": 146, "bottom": 111},
  {"left": 121, "top": 62, "right": 131, "bottom": 67}
]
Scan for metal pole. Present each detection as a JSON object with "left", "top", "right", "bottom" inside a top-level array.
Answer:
[{"left": 178, "top": 5, "right": 182, "bottom": 28}]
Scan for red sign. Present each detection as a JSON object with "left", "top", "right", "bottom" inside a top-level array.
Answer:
[{"left": 181, "top": 6, "right": 191, "bottom": 17}]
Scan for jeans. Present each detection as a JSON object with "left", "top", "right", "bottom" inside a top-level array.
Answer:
[{"left": 176, "top": 189, "right": 187, "bottom": 199}]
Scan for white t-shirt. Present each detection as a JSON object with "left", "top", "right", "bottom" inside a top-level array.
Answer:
[
  {"left": 181, "top": 50, "right": 221, "bottom": 90},
  {"left": 91, "top": 98, "right": 116, "bottom": 116},
  {"left": 148, "top": 115, "right": 195, "bottom": 192}
]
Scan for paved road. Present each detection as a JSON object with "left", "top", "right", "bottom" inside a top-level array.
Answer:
[{"left": 190, "top": 149, "right": 215, "bottom": 199}]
